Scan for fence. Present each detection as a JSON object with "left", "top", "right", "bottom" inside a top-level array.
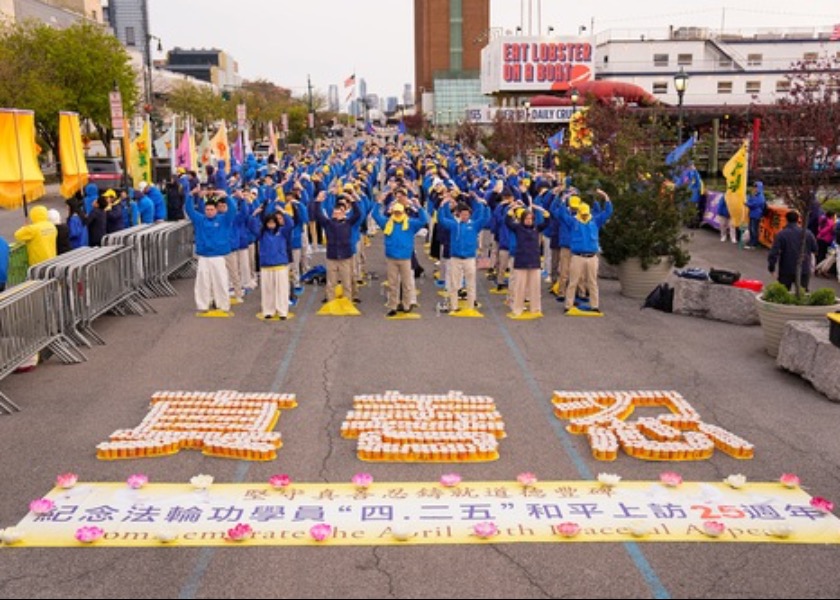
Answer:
[
  {"left": 27, "top": 247, "right": 152, "bottom": 347},
  {"left": 0, "top": 280, "right": 86, "bottom": 414},
  {"left": 102, "top": 222, "right": 195, "bottom": 297}
]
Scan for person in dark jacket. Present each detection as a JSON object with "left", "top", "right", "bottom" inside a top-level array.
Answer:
[
  {"left": 105, "top": 190, "right": 125, "bottom": 234},
  {"left": 47, "top": 209, "right": 71, "bottom": 255},
  {"left": 166, "top": 176, "right": 185, "bottom": 221},
  {"left": 768, "top": 210, "right": 818, "bottom": 291},
  {"left": 314, "top": 191, "right": 362, "bottom": 302},
  {"left": 87, "top": 197, "right": 107, "bottom": 247},
  {"left": 506, "top": 204, "right": 550, "bottom": 317}
]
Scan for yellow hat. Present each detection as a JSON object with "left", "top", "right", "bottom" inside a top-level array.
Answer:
[
  {"left": 578, "top": 202, "right": 590, "bottom": 216},
  {"left": 391, "top": 202, "right": 406, "bottom": 213},
  {"left": 522, "top": 178, "right": 531, "bottom": 186},
  {"left": 569, "top": 195, "right": 581, "bottom": 208},
  {"left": 176, "top": 167, "right": 186, "bottom": 174},
  {"left": 344, "top": 184, "right": 355, "bottom": 192},
  {"left": 103, "top": 189, "right": 117, "bottom": 198}
]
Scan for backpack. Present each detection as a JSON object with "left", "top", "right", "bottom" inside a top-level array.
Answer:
[
  {"left": 642, "top": 283, "right": 674, "bottom": 313},
  {"left": 674, "top": 267, "right": 709, "bottom": 281}
]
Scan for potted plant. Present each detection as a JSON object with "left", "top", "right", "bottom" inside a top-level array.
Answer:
[
  {"left": 558, "top": 102, "right": 691, "bottom": 298},
  {"left": 753, "top": 55, "right": 840, "bottom": 355}
]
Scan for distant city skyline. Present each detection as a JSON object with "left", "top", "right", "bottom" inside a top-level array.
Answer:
[{"left": 148, "top": 0, "right": 840, "bottom": 102}]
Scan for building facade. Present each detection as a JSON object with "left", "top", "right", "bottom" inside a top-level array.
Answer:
[
  {"left": 105, "top": 0, "right": 149, "bottom": 61},
  {"left": 414, "top": 0, "right": 489, "bottom": 105},
  {"left": 165, "top": 48, "right": 242, "bottom": 90},
  {"left": 328, "top": 84, "right": 340, "bottom": 112},
  {"left": 1, "top": 0, "right": 102, "bottom": 26}
]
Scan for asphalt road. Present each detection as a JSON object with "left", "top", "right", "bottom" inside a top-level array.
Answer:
[{"left": 1, "top": 225, "right": 839, "bottom": 599}]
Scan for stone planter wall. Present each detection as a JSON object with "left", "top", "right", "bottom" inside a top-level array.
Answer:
[
  {"left": 672, "top": 279, "right": 759, "bottom": 326},
  {"left": 755, "top": 296, "right": 840, "bottom": 357},
  {"left": 616, "top": 257, "right": 672, "bottom": 299},
  {"left": 777, "top": 321, "right": 840, "bottom": 402}
]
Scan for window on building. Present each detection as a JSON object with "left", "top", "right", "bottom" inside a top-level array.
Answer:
[
  {"left": 717, "top": 81, "right": 733, "bottom": 94},
  {"left": 747, "top": 53, "right": 763, "bottom": 66},
  {"left": 746, "top": 81, "right": 761, "bottom": 94},
  {"left": 653, "top": 53, "right": 669, "bottom": 67},
  {"left": 677, "top": 53, "right": 693, "bottom": 66},
  {"left": 603, "top": 55, "right": 609, "bottom": 64},
  {"left": 803, "top": 52, "right": 818, "bottom": 62},
  {"left": 776, "top": 80, "right": 790, "bottom": 93},
  {"left": 125, "top": 27, "right": 135, "bottom": 46},
  {"left": 652, "top": 82, "right": 668, "bottom": 94}
]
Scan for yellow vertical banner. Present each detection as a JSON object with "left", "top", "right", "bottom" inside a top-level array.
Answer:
[
  {"left": 130, "top": 120, "right": 152, "bottom": 187},
  {"left": 723, "top": 141, "right": 749, "bottom": 227},
  {"left": 0, "top": 109, "right": 46, "bottom": 209},
  {"left": 210, "top": 122, "right": 230, "bottom": 165},
  {"left": 569, "top": 108, "right": 592, "bottom": 149},
  {"left": 58, "top": 111, "right": 89, "bottom": 199}
]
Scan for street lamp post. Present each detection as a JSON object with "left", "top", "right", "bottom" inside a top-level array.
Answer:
[
  {"left": 570, "top": 88, "right": 580, "bottom": 113},
  {"left": 674, "top": 67, "right": 689, "bottom": 144}
]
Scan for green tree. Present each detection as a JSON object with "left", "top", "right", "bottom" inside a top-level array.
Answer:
[
  {"left": 0, "top": 20, "right": 138, "bottom": 157},
  {"left": 166, "top": 81, "right": 224, "bottom": 128}
]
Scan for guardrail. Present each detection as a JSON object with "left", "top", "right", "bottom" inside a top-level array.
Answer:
[
  {"left": 0, "top": 280, "right": 86, "bottom": 414},
  {"left": 27, "top": 247, "right": 152, "bottom": 347},
  {"left": 102, "top": 222, "right": 195, "bottom": 297}
]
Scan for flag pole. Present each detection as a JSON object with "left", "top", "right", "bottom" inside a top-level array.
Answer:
[{"left": 11, "top": 110, "right": 29, "bottom": 219}]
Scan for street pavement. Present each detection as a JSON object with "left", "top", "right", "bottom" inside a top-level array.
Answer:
[{"left": 0, "top": 224, "right": 839, "bottom": 599}]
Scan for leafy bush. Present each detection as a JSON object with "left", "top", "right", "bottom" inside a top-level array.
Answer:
[
  {"left": 763, "top": 282, "right": 836, "bottom": 305},
  {"left": 808, "top": 288, "right": 837, "bottom": 306},
  {"left": 763, "top": 282, "right": 796, "bottom": 304}
]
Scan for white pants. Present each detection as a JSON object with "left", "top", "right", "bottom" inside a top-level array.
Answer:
[
  {"left": 195, "top": 256, "right": 230, "bottom": 312},
  {"left": 449, "top": 257, "right": 477, "bottom": 310},
  {"left": 238, "top": 248, "right": 255, "bottom": 289},
  {"left": 291, "top": 248, "right": 302, "bottom": 289},
  {"left": 225, "top": 253, "right": 243, "bottom": 299},
  {"left": 261, "top": 265, "right": 290, "bottom": 317}
]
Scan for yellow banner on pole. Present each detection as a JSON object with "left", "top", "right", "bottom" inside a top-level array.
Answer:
[
  {"left": 129, "top": 120, "right": 152, "bottom": 188},
  {"left": 569, "top": 108, "right": 592, "bottom": 149},
  {"left": 0, "top": 109, "right": 46, "bottom": 210},
  {"left": 8, "top": 480, "right": 838, "bottom": 547},
  {"left": 210, "top": 122, "right": 230, "bottom": 165},
  {"left": 58, "top": 111, "right": 89, "bottom": 199},
  {"left": 723, "top": 141, "right": 749, "bottom": 227}
]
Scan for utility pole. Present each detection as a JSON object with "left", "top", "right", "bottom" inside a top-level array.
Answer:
[{"left": 307, "top": 74, "right": 314, "bottom": 142}]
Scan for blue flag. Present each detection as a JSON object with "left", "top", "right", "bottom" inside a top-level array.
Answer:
[
  {"left": 547, "top": 129, "right": 565, "bottom": 151},
  {"left": 665, "top": 136, "right": 696, "bottom": 166},
  {"left": 397, "top": 121, "right": 406, "bottom": 135},
  {"left": 365, "top": 122, "right": 376, "bottom": 135}
]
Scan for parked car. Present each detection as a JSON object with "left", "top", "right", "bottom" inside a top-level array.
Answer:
[
  {"left": 253, "top": 142, "right": 272, "bottom": 161},
  {"left": 85, "top": 157, "right": 124, "bottom": 191}
]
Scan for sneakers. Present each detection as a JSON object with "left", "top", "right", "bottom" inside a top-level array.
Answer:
[
  {"left": 386, "top": 309, "right": 398, "bottom": 317},
  {"left": 279, "top": 315, "right": 288, "bottom": 320}
]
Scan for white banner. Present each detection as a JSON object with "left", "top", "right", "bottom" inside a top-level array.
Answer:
[{"left": 465, "top": 106, "right": 574, "bottom": 124}]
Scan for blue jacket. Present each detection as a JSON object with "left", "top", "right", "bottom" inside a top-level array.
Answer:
[
  {"left": 746, "top": 182, "right": 766, "bottom": 220},
  {"left": 68, "top": 214, "right": 88, "bottom": 249},
  {"left": 137, "top": 194, "right": 155, "bottom": 224},
  {"left": 506, "top": 212, "right": 548, "bottom": 269},
  {"left": 83, "top": 183, "right": 99, "bottom": 215},
  {"left": 768, "top": 224, "right": 817, "bottom": 277},
  {"left": 148, "top": 185, "right": 167, "bottom": 221},
  {"left": 315, "top": 203, "right": 362, "bottom": 260},
  {"left": 290, "top": 201, "right": 309, "bottom": 250},
  {"left": 0, "top": 237, "right": 9, "bottom": 286},
  {"left": 558, "top": 201, "right": 613, "bottom": 254},
  {"left": 248, "top": 215, "right": 293, "bottom": 267},
  {"left": 185, "top": 196, "right": 237, "bottom": 257},
  {"left": 438, "top": 202, "right": 490, "bottom": 259},
  {"left": 371, "top": 205, "right": 429, "bottom": 260}
]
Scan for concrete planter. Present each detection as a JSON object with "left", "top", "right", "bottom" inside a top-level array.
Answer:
[
  {"left": 755, "top": 295, "right": 840, "bottom": 357},
  {"left": 616, "top": 257, "right": 672, "bottom": 299}
]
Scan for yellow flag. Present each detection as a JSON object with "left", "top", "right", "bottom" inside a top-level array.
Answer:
[
  {"left": 0, "top": 109, "right": 46, "bottom": 209},
  {"left": 210, "top": 122, "right": 230, "bottom": 165},
  {"left": 569, "top": 108, "right": 592, "bottom": 149},
  {"left": 723, "top": 141, "right": 748, "bottom": 227},
  {"left": 58, "top": 111, "right": 89, "bottom": 198},
  {"left": 130, "top": 120, "right": 152, "bottom": 187}
]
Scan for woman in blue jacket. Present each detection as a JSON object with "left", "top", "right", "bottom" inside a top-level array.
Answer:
[
  {"left": 248, "top": 205, "right": 295, "bottom": 319},
  {"left": 506, "top": 204, "right": 551, "bottom": 317}
]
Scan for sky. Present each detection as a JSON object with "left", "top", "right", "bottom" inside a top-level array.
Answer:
[{"left": 148, "top": 0, "right": 840, "bottom": 101}]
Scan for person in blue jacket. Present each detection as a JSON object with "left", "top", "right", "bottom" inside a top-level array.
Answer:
[
  {"left": 83, "top": 183, "right": 99, "bottom": 215},
  {"left": 372, "top": 190, "right": 429, "bottom": 316},
  {"left": 314, "top": 191, "right": 362, "bottom": 302},
  {"left": 66, "top": 198, "right": 88, "bottom": 249},
  {"left": 185, "top": 190, "right": 238, "bottom": 313},
  {"left": 744, "top": 180, "right": 766, "bottom": 249},
  {"left": 248, "top": 204, "right": 295, "bottom": 319},
  {"left": 145, "top": 181, "right": 167, "bottom": 222},
  {"left": 506, "top": 203, "right": 551, "bottom": 316},
  {"left": 0, "top": 235, "right": 9, "bottom": 292},
  {"left": 437, "top": 193, "right": 491, "bottom": 313},
  {"left": 558, "top": 189, "right": 613, "bottom": 313},
  {"left": 135, "top": 184, "right": 155, "bottom": 224}
]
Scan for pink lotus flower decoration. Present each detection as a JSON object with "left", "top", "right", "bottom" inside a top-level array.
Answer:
[
  {"left": 352, "top": 472, "right": 373, "bottom": 490},
  {"left": 516, "top": 472, "right": 538, "bottom": 487},
  {"left": 126, "top": 474, "right": 148, "bottom": 489},
  {"left": 75, "top": 526, "right": 104, "bottom": 544},
  {"left": 440, "top": 473, "right": 462, "bottom": 488},
  {"left": 29, "top": 498, "right": 55, "bottom": 515},
  {"left": 810, "top": 497, "right": 834, "bottom": 514},
  {"left": 472, "top": 521, "right": 498, "bottom": 539},
  {"left": 659, "top": 471, "right": 683, "bottom": 487},
  {"left": 555, "top": 522, "right": 582, "bottom": 538},
  {"left": 55, "top": 473, "right": 78, "bottom": 489},
  {"left": 269, "top": 474, "right": 292, "bottom": 489},
  {"left": 226, "top": 523, "right": 253, "bottom": 542},
  {"left": 780, "top": 473, "right": 801, "bottom": 489},
  {"left": 703, "top": 521, "right": 726, "bottom": 538},
  {"left": 310, "top": 523, "right": 332, "bottom": 542}
]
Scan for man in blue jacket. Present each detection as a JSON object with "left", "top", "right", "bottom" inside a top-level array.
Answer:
[
  {"left": 185, "top": 191, "right": 238, "bottom": 313},
  {"left": 768, "top": 210, "right": 817, "bottom": 291},
  {"left": 372, "top": 190, "right": 429, "bottom": 316},
  {"left": 744, "top": 180, "right": 766, "bottom": 249},
  {"left": 315, "top": 191, "right": 362, "bottom": 302},
  {"left": 438, "top": 194, "right": 490, "bottom": 314},
  {"left": 558, "top": 189, "right": 613, "bottom": 313}
]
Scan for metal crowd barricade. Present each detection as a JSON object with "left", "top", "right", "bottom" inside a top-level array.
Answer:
[
  {"left": 102, "top": 222, "right": 194, "bottom": 298},
  {"left": 27, "top": 246, "right": 150, "bottom": 347},
  {"left": 0, "top": 280, "right": 86, "bottom": 414}
]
